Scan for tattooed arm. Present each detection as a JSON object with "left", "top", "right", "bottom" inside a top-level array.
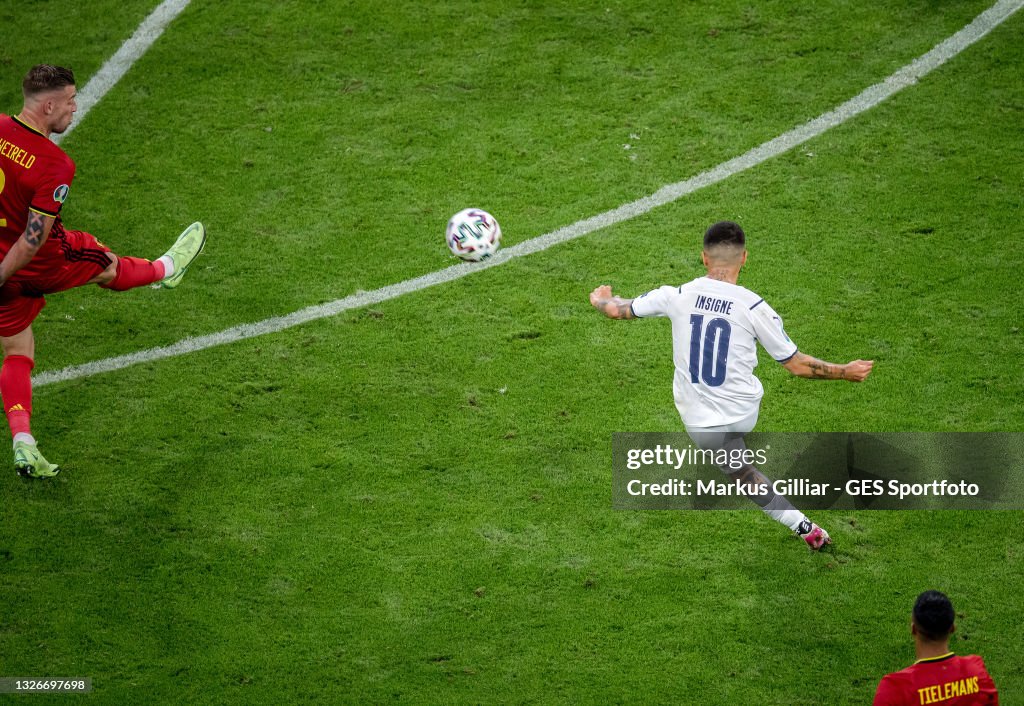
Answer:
[
  {"left": 589, "top": 284, "right": 636, "bottom": 320},
  {"left": 0, "top": 210, "right": 55, "bottom": 287},
  {"left": 782, "top": 352, "right": 874, "bottom": 382}
]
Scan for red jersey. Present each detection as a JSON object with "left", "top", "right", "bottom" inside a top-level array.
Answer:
[
  {"left": 873, "top": 653, "right": 999, "bottom": 706},
  {"left": 0, "top": 113, "right": 76, "bottom": 256}
]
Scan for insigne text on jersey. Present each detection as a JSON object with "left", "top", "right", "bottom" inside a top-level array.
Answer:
[{"left": 694, "top": 295, "right": 734, "bottom": 315}]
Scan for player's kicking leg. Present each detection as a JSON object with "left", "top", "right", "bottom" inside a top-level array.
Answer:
[
  {"left": 2, "top": 222, "right": 206, "bottom": 478},
  {"left": 689, "top": 425, "right": 832, "bottom": 551},
  {"left": 0, "top": 326, "right": 60, "bottom": 478},
  {"left": 90, "top": 222, "right": 206, "bottom": 291}
]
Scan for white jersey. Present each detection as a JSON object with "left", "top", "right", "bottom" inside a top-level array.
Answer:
[{"left": 631, "top": 277, "right": 798, "bottom": 428}]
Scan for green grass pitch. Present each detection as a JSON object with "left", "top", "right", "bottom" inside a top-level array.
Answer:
[{"left": 1, "top": 1, "right": 1023, "bottom": 703}]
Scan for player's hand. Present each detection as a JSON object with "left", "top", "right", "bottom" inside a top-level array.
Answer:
[
  {"left": 590, "top": 284, "right": 613, "bottom": 309},
  {"left": 843, "top": 359, "right": 874, "bottom": 382}
]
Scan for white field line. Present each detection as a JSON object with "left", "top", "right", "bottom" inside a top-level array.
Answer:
[
  {"left": 54, "top": 0, "right": 193, "bottom": 146},
  {"left": 35, "top": 0, "right": 1024, "bottom": 388}
]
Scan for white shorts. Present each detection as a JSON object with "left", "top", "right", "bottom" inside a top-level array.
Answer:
[{"left": 684, "top": 410, "right": 759, "bottom": 459}]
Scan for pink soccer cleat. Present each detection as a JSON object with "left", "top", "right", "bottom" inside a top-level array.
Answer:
[{"left": 797, "top": 520, "right": 831, "bottom": 551}]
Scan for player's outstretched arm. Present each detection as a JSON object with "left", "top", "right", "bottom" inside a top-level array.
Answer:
[
  {"left": 0, "top": 211, "right": 55, "bottom": 287},
  {"left": 781, "top": 352, "right": 873, "bottom": 381},
  {"left": 590, "top": 285, "right": 636, "bottom": 320}
]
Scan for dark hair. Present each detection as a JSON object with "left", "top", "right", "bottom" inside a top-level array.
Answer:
[
  {"left": 704, "top": 221, "right": 745, "bottom": 249},
  {"left": 913, "top": 590, "right": 955, "bottom": 641},
  {"left": 23, "top": 65, "right": 76, "bottom": 98}
]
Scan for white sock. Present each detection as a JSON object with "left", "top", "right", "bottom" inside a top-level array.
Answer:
[
  {"left": 13, "top": 432, "right": 36, "bottom": 448},
  {"left": 158, "top": 255, "right": 175, "bottom": 278},
  {"left": 761, "top": 496, "right": 807, "bottom": 531}
]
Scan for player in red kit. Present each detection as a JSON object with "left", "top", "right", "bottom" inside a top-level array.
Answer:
[
  {"left": 0, "top": 64, "right": 206, "bottom": 478},
  {"left": 873, "top": 590, "right": 999, "bottom": 705}
]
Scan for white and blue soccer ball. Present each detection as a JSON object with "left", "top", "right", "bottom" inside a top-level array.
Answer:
[{"left": 446, "top": 208, "right": 501, "bottom": 262}]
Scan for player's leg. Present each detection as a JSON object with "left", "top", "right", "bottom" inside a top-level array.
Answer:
[
  {"left": 688, "top": 427, "right": 798, "bottom": 514},
  {"left": 0, "top": 325, "right": 59, "bottom": 478},
  {"left": 91, "top": 252, "right": 164, "bottom": 289},
  {"left": 687, "top": 416, "right": 831, "bottom": 550},
  {"left": 74, "top": 222, "right": 205, "bottom": 291},
  {"left": 34, "top": 229, "right": 161, "bottom": 292},
  {"left": 724, "top": 460, "right": 831, "bottom": 550}
]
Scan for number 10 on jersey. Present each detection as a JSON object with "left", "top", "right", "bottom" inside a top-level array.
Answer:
[{"left": 689, "top": 314, "right": 732, "bottom": 387}]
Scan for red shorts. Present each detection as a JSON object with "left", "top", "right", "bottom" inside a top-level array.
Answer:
[{"left": 0, "top": 229, "right": 112, "bottom": 337}]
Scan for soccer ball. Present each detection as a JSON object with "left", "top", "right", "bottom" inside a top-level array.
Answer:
[{"left": 446, "top": 208, "right": 501, "bottom": 262}]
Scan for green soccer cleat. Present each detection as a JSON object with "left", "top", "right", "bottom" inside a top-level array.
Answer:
[
  {"left": 14, "top": 441, "right": 61, "bottom": 478},
  {"left": 159, "top": 221, "right": 207, "bottom": 289}
]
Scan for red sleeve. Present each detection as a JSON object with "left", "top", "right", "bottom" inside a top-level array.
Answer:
[{"left": 28, "top": 151, "right": 75, "bottom": 217}]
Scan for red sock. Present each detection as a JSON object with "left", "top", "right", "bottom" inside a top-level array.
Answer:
[
  {"left": 1, "top": 355, "right": 34, "bottom": 438},
  {"left": 101, "top": 256, "right": 165, "bottom": 291}
]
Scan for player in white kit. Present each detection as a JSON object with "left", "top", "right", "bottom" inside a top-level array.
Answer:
[{"left": 590, "top": 221, "right": 873, "bottom": 550}]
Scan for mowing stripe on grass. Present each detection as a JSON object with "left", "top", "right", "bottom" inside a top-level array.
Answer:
[
  {"left": 34, "top": 0, "right": 1024, "bottom": 388},
  {"left": 54, "top": 0, "right": 192, "bottom": 146}
]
